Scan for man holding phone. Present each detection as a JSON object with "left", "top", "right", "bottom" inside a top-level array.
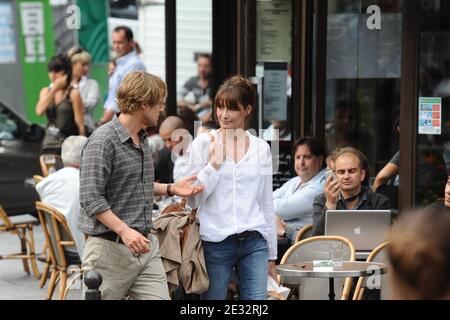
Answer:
[{"left": 312, "top": 147, "right": 390, "bottom": 236}]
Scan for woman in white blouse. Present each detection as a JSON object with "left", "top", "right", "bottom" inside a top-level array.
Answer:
[{"left": 187, "top": 75, "right": 277, "bottom": 300}]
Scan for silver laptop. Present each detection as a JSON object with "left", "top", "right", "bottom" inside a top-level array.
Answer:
[{"left": 325, "top": 210, "right": 392, "bottom": 257}]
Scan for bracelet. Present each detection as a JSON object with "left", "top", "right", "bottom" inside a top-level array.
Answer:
[{"left": 167, "top": 184, "right": 173, "bottom": 197}]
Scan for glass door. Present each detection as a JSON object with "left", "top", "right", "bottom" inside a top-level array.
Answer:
[
  {"left": 255, "top": 0, "right": 293, "bottom": 143},
  {"left": 254, "top": 0, "right": 296, "bottom": 190},
  {"left": 414, "top": 0, "right": 450, "bottom": 205}
]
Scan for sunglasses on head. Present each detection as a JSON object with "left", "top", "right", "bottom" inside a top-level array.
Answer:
[{"left": 73, "top": 47, "right": 85, "bottom": 55}]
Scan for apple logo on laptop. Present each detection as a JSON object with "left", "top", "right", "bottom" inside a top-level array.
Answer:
[{"left": 354, "top": 226, "right": 362, "bottom": 235}]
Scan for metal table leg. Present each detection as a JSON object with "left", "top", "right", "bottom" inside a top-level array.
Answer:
[{"left": 329, "top": 278, "right": 335, "bottom": 300}]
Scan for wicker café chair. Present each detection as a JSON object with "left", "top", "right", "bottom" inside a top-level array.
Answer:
[
  {"left": 353, "top": 242, "right": 390, "bottom": 300},
  {"left": 279, "top": 236, "right": 356, "bottom": 300},
  {"left": 32, "top": 174, "right": 51, "bottom": 288},
  {"left": 294, "top": 224, "right": 314, "bottom": 243},
  {"left": 36, "top": 201, "right": 80, "bottom": 300},
  {"left": 39, "top": 154, "right": 63, "bottom": 177},
  {"left": 0, "top": 205, "right": 40, "bottom": 279}
]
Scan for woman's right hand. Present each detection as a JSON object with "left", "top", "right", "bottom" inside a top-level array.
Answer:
[
  {"left": 53, "top": 74, "right": 68, "bottom": 90},
  {"left": 208, "top": 130, "right": 227, "bottom": 170}
]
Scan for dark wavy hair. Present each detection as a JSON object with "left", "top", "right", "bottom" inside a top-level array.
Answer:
[{"left": 47, "top": 54, "right": 72, "bottom": 89}]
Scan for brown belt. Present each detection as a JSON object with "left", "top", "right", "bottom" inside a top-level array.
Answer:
[
  {"left": 235, "top": 230, "right": 259, "bottom": 241},
  {"left": 90, "top": 230, "right": 148, "bottom": 244}
]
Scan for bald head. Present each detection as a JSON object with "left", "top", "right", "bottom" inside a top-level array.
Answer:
[
  {"left": 159, "top": 116, "right": 185, "bottom": 134},
  {"left": 159, "top": 116, "right": 186, "bottom": 151}
]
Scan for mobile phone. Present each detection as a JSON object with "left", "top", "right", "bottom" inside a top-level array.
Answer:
[{"left": 326, "top": 170, "right": 336, "bottom": 180}]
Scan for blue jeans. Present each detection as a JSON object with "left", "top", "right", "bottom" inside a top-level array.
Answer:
[{"left": 201, "top": 231, "right": 268, "bottom": 300}]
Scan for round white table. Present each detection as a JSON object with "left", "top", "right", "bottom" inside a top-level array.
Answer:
[{"left": 276, "top": 261, "right": 388, "bottom": 300}]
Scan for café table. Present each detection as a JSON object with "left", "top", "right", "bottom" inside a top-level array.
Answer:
[{"left": 276, "top": 261, "right": 388, "bottom": 300}]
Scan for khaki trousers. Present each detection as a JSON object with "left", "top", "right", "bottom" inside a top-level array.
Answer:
[{"left": 82, "top": 233, "right": 170, "bottom": 300}]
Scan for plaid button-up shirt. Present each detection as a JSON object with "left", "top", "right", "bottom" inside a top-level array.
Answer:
[{"left": 78, "top": 116, "right": 154, "bottom": 235}]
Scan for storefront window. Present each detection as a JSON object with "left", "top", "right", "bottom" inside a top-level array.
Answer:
[
  {"left": 416, "top": 0, "right": 450, "bottom": 205},
  {"left": 324, "top": 0, "right": 403, "bottom": 192}
]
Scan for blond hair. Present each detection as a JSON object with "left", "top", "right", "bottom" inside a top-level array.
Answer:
[
  {"left": 116, "top": 71, "right": 167, "bottom": 114},
  {"left": 67, "top": 47, "right": 91, "bottom": 65}
]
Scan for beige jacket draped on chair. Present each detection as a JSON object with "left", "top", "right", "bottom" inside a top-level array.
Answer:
[{"left": 152, "top": 211, "right": 209, "bottom": 294}]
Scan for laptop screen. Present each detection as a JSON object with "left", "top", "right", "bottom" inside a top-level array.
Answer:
[{"left": 325, "top": 210, "right": 392, "bottom": 252}]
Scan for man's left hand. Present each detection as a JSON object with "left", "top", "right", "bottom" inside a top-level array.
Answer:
[{"left": 172, "top": 175, "right": 205, "bottom": 197}]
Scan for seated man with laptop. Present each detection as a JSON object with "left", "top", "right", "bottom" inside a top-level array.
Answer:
[{"left": 312, "top": 147, "right": 391, "bottom": 258}]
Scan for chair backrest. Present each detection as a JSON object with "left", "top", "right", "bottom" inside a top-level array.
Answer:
[
  {"left": 294, "top": 224, "right": 313, "bottom": 243},
  {"left": 0, "top": 206, "right": 12, "bottom": 230},
  {"left": 279, "top": 236, "right": 356, "bottom": 300},
  {"left": 353, "top": 242, "right": 390, "bottom": 300},
  {"left": 35, "top": 201, "right": 76, "bottom": 268},
  {"left": 39, "top": 154, "right": 63, "bottom": 177}
]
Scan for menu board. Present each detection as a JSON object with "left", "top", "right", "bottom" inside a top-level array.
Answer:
[
  {"left": 272, "top": 144, "right": 294, "bottom": 190},
  {"left": 256, "top": 0, "right": 292, "bottom": 63}
]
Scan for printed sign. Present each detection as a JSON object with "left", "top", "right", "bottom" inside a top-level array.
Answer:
[
  {"left": 263, "top": 62, "right": 288, "bottom": 122},
  {"left": 20, "top": 2, "right": 46, "bottom": 63},
  {"left": 419, "top": 97, "right": 442, "bottom": 135},
  {"left": 0, "top": 3, "right": 17, "bottom": 64}
]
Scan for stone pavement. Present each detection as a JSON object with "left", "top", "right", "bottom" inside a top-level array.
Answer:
[{"left": 0, "top": 224, "right": 82, "bottom": 300}]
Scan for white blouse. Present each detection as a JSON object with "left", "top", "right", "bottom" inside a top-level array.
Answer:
[{"left": 187, "top": 130, "right": 277, "bottom": 260}]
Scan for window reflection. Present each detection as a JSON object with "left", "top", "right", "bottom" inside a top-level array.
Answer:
[
  {"left": 176, "top": 0, "right": 212, "bottom": 125},
  {"left": 325, "top": 0, "right": 402, "bottom": 180}
]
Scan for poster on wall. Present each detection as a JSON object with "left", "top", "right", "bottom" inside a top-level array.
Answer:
[
  {"left": 256, "top": 0, "right": 292, "bottom": 63},
  {"left": 0, "top": 3, "right": 17, "bottom": 64},
  {"left": 418, "top": 97, "right": 442, "bottom": 135},
  {"left": 20, "top": 2, "right": 46, "bottom": 63}
]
